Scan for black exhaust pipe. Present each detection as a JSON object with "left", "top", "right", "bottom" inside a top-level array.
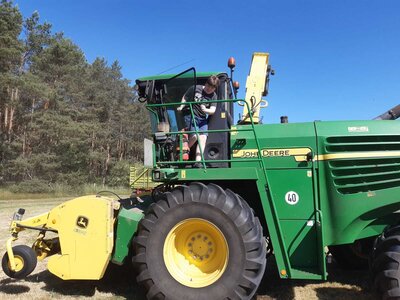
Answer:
[{"left": 374, "top": 104, "right": 400, "bottom": 120}]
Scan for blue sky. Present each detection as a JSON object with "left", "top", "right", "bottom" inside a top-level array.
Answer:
[{"left": 15, "top": 0, "right": 400, "bottom": 123}]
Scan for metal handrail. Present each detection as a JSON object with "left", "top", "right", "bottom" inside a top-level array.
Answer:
[{"left": 146, "top": 98, "right": 263, "bottom": 169}]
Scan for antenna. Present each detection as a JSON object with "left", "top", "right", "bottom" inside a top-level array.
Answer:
[{"left": 157, "top": 59, "right": 196, "bottom": 75}]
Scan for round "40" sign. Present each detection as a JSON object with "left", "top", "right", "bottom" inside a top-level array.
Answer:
[{"left": 285, "top": 191, "right": 299, "bottom": 205}]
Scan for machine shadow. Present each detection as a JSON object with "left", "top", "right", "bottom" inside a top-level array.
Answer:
[
  {"left": 256, "top": 258, "right": 296, "bottom": 300},
  {"left": 25, "top": 263, "right": 146, "bottom": 299},
  {"left": 1, "top": 256, "right": 377, "bottom": 299},
  {"left": 0, "top": 281, "right": 30, "bottom": 294},
  {"left": 255, "top": 257, "right": 376, "bottom": 299},
  {"left": 315, "top": 287, "right": 377, "bottom": 300}
]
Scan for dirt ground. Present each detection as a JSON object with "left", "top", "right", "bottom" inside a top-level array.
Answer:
[{"left": 0, "top": 198, "right": 378, "bottom": 300}]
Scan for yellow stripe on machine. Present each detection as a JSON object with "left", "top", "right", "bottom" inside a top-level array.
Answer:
[
  {"left": 233, "top": 148, "right": 400, "bottom": 162},
  {"left": 316, "top": 151, "right": 400, "bottom": 161}
]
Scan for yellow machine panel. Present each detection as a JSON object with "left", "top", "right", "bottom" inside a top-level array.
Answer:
[
  {"left": 241, "top": 52, "right": 269, "bottom": 124},
  {"left": 46, "top": 195, "right": 115, "bottom": 280}
]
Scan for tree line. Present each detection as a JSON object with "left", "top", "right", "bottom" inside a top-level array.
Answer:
[{"left": 0, "top": 0, "right": 150, "bottom": 191}]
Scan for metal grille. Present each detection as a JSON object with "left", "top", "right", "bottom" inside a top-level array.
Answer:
[
  {"left": 326, "top": 136, "right": 400, "bottom": 194},
  {"left": 326, "top": 135, "right": 400, "bottom": 152}
]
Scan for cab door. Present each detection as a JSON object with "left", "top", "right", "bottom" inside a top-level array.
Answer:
[
  {"left": 267, "top": 167, "right": 322, "bottom": 279},
  {"left": 257, "top": 122, "right": 324, "bottom": 279}
]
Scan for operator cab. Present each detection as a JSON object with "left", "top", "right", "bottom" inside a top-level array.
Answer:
[{"left": 135, "top": 68, "right": 234, "bottom": 168}]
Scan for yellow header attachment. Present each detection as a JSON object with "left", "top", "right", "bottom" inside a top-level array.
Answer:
[
  {"left": 47, "top": 195, "right": 117, "bottom": 280},
  {"left": 241, "top": 52, "right": 270, "bottom": 124}
]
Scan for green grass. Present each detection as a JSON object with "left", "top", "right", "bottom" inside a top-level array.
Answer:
[{"left": 0, "top": 184, "right": 132, "bottom": 201}]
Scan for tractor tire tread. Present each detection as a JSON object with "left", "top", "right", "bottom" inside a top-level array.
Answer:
[
  {"left": 132, "top": 182, "right": 266, "bottom": 300},
  {"left": 371, "top": 232, "right": 400, "bottom": 299},
  {"left": 1, "top": 245, "right": 37, "bottom": 279}
]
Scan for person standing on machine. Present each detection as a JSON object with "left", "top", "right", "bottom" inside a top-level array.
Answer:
[{"left": 177, "top": 75, "right": 219, "bottom": 166}]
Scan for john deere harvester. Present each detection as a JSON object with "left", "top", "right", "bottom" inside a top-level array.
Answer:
[{"left": 3, "top": 52, "right": 400, "bottom": 300}]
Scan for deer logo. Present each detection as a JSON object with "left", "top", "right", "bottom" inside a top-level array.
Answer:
[{"left": 76, "top": 216, "right": 89, "bottom": 229}]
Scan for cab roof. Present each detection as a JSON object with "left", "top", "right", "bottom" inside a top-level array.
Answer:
[{"left": 137, "top": 72, "right": 225, "bottom": 82}]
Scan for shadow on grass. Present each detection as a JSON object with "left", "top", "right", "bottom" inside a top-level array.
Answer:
[
  {"left": 1, "top": 263, "right": 146, "bottom": 299},
  {"left": 256, "top": 258, "right": 296, "bottom": 300},
  {"left": 97, "top": 263, "right": 147, "bottom": 299},
  {"left": 255, "top": 257, "right": 376, "bottom": 300},
  {"left": 0, "top": 257, "right": 378, "bottom": 299},
  {"left": 0, "top": 281, "right": 30, "bottom": 294},
  {"left": 315, "top": 287, "right": 377, "bottom": 300}
]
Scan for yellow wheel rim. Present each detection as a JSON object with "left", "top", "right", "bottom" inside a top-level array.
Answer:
[
  {"left": 8, "top": 255, "right": 24, "bottom": 272},
  {"left": 163, "top": 218, "right": 229, "bottom": 288}
]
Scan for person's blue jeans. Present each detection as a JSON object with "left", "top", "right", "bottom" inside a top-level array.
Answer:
[{"left": 184, "top": 114, "right": 208, "bottom": 135}]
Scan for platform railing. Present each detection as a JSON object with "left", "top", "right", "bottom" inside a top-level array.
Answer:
[
  {"left": 129, "top": 166, "right": 158, "bottom": 190},
  {"left": 146, "top": 98, "right": 264, "bottom": 169}
]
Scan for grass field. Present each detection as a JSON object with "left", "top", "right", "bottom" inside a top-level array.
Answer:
[{"left": 0, "top": 197, "right": 378, "bottom": 300}]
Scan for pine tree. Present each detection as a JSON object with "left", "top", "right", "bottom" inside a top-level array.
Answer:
[{"left": 1, "top": 1, "right": 151, "bottom": 188}]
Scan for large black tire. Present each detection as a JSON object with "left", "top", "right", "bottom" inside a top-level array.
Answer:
[
  {"left": 329, "top": 237, "right": 375, "bottom": 269},
  {"left": 2, "top": 245, "right": 37, "bottom": 279},
  {"left": 132, "top": 182, "right": 266, "bottom": 300},
  {"left": 371, "top": 231, "right": 400, "bottom": 300}
]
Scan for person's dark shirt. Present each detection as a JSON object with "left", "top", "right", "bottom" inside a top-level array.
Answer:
[{"left": 183, "top": 85, "right": 217, "bottom": 118}]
